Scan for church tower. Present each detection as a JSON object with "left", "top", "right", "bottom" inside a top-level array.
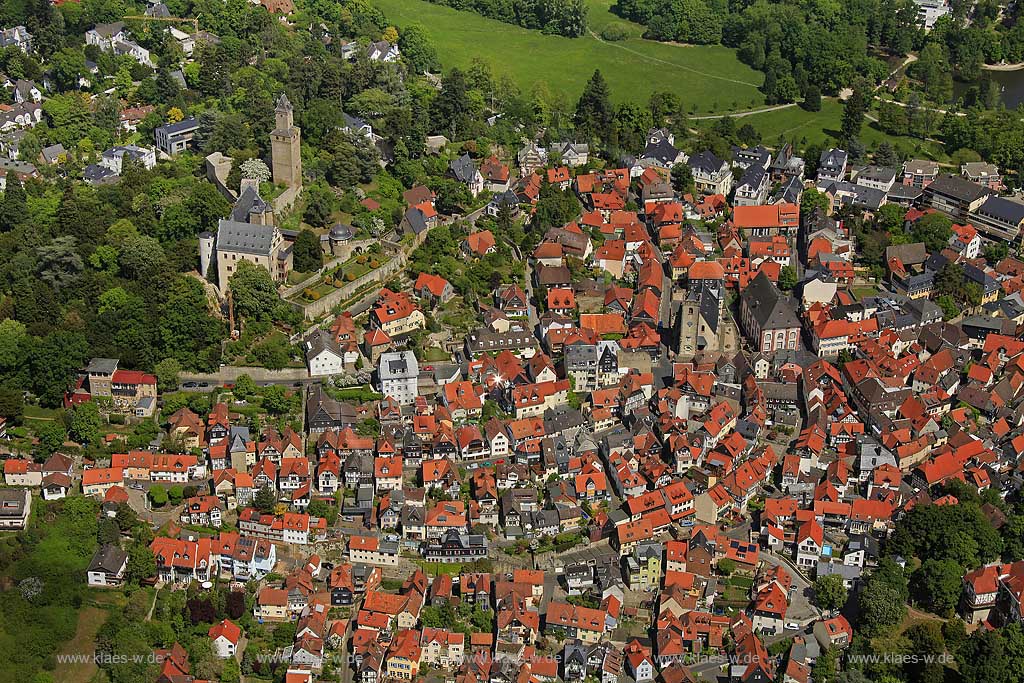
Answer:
[{"left": 271, "top": 93, "right": 302, "bottom": 189}]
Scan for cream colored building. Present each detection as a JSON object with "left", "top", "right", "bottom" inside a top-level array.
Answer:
[
  {"left": 271, "top": 93, "right": 302, "bottom": 189},
  {"left": 215, "top": 219, "right": 293, "bottom": 287}
]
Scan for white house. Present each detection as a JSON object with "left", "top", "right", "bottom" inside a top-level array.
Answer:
[
  {"left": 85, "top": 22, "right": 154, "bottom": 68},
  {"left": 688, "top": 151, "right": 733, "bottom": 196},
  {"left": 305, "top": 329, "right": 348, "bottom": 377},
  {"left": 41, "top": 472, "right": 70, "bottom": 500},
  {"left": 378, "top": 351, "right": 419, "bottom": 406},
  {"left": 366, "top": 40, "right": 399, "bottom": 62},
  {"left": 208, "top": 619, "right": 241, "bottom": 658},
  {"left": 0, "top": 26, "right": 32, "bottom": 53},
  {"left": 99, "top": 145, "right": 157, "bottom": 174},
  {"left": 949, "top": 223, "right": 982, "bottom": 260},
  {"left": 795, "top": 519, "right": 823, "bottom": 570}
]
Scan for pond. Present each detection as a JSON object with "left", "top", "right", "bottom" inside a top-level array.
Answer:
[{"left": 954, "top": 67, "right": 1024, "bottom": 109}]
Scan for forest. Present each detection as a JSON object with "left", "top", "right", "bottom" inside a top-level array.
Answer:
[{"left": 422, "top": 0, "right": 588, "bottom": 37}]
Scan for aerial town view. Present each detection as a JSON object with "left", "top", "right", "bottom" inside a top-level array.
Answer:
[{"left": 5, "top": 1, "right": 1024, "bottom": 683}]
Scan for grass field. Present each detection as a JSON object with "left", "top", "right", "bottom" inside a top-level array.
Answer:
[
  {"left": 709, "top": 99, "right": 949, "bottom": 159},
  {"left": 53, "top": 602, "right": 113, "bottom": 683},
  {"left": 373, "top": 0, "right": 766, "bottom": 113}
]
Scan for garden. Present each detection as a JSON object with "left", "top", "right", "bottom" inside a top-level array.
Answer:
[{"left": 296, "top": 248, "right": 390, "bottom": 303}]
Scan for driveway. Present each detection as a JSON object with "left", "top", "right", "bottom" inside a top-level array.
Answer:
[{"left": 760, "top": 550, "right": 822, "bottom": 625}]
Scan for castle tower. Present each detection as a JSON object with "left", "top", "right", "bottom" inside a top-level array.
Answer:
[{"left": 271, "top": 93, "right": 302, "bottom": 189}]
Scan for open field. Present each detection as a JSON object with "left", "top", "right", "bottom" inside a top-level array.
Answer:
[
  {"left": 709, "top": 99, "right": 948, "bottom": 159},
  {"left": 373, "top": 0, "right": 766, "bottom": 113},
  {"left": 53, "top": 602, "right": 113, "bottom": 683}
]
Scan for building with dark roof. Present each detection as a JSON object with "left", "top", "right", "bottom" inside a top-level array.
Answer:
[
  {"left": 154, "top": 117, "right": 199, "bottom": 155},
  {"left": 924, "top": 174, "right": 992, "bottom": 219},
  {"left": 688, "top": 151, "right": 732, "bottom": 195},
  {"left": 306, "top": 384, "right": 357, "bottom": 433},
  {"left": 87, "top": 544, "right": 128, "bottom": 586},
  {"left": 969, "top": 195, "right": 1024, "bottom": 241},
  {"left": 231, "top": 184, "right": 274, "bottom": 224},
  {"left": 816, "top": 148, "right": 848, "bottom": 183},
  {"left": 739, "top": 272, "right": 802, "bottom": 354},
  {"left": 212, "top": 218, "right": 292, "bottom": 286}
]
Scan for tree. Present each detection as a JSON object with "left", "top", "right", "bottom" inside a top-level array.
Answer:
[
  {"left": 801, "top": 188, "right": 829, "bottom": 215},
  {"left": 221, "top": 657, "right": 241, "bottom": 683},
  {"left": 575, "top": 69, "right": 613, "bottom": 141},
  {"left": 293, "top": 229, "right": 323, "bottom": 272},
  {"left": 778, "top": 265, "right": 798, "bottom": 292},
  {"left": 228, "top": 261, "right": 279, "bottom": 320},
  {"left": 936, "top": 295, "right": 959, "bottom": 321},
  {"left": 302, "top": 183, "right": 335, "bottom": 229},
  {"left": 858, "top": 559, "right": 908, "bottom": 635},
  {"left": 154, "top": 358, "right": 182, "bottom": 393},
  {"left": 69, "top": 401, "right": 102, "bottom": 444},
  {"left": 32, "top": 331, "right": 89, "bottom": 408},
  {"left": 613, "top": 102, "right": 651, "bottom": 152},
  {"left": 717, "top": 558, "right": 737, "bottom": 575},
  {"left": 254, "top": 486, "right": 276, "bottom": 513},
  {"left": 37, "top": 235, "right": 84, "bottom": 290},
  {"left": 167, "top": 486, "right": 184, "bottom": 505},
  {"left": 875, "top": 141, "right": 901, "bottom": 168},
  {"left": 261, "top": 385, "right": 293, "bottom": 414},
  {"left": 226, "top": 591, "right": 246, "bottom": 619},
  {"left": 802, "top": 85, "right": 822, "bottom": 112},
  {"left": 48, "top": 47, "right": 87, "bottom": 91},
  {"left": 119, "top": 234, "right": 166, "bottom": 279},
  {"left": 958, "top": 627, "right": 1014, "bottom": 683},
  {"left": 431, "top": 67, "right": 472, "bottom": 139},
  {"left": 813, "top": 574, "right": 848, "bottom": 612},
  {"left": 35, "top": 420, "right": 67, "bottom": 456},
  {"left": 115, "top": 503, "right": 138, "bottom": 531},
  {"left": 911, "top": 212, "right": 953, "bottom": 253},
  {"left": 97, "top": 516, "right": 121, "bottom": 545},
  {"left": 240, "top": 158, "right": 271, "bottom": 183},
  {"left": 307, "top": 498, "right": 337, "bottom": 526},
  {"left": 671, "top": 163, "right": 695, "bottom": 196},
  {"left": 126, "top": 542, "right": 156, "bottom": 584},
  {"left": 813, "top": 646, "right": 837, "bottom": 683},
  {"left": 234, "top": 374, "right": 257, "bottom": 400},
  {"left": 840, "top": 79, "right": 870, "bottom": 145},
  {"left": 0, "top": 178, "right": 27, "bottom": 231},
  {"left": 398, "top": 25, "right": 439, "bottom": 74},
  {"left": 0, "top": 388, "right": 24, "bottom": 421},
  {"left": 434, "top": 179, "right": 471, "bottom": 215},
  {"left": 148, "top": 485, "right": 168, "bottom": 507},
  {"left": 913, "top": 43, "right": 954, "bottom": 104}
]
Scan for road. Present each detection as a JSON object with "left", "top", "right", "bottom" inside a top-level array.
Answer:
[
  {"left": 690, "top": 102, "right": 801, "bottom": 121},
  {"left": 760, "top": 549, "right": 822, "bottom": 625},
  {"left": 520, "top": 246, "right": 542, "bottom": 334}
]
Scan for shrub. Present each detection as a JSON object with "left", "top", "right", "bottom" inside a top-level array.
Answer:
[
  {"left": 323, "top": 276, "right": 332, "bottom": 284},
  {"left": 601, "top": 23, "right": 629, "bottom": 41},
  {"left": 334, "top": 279, "right": 344, "bottom": 287},
  {"left": 356, "top": 254, "right": 368, "bottom": 264},
  {"left": 303, "top": 288, "right": 315, "bottom": 300},
  {"left": 369, "top": 260, "right": 380, "bottom": 269},
  {"left": 311, "top": 291, "right": 321, "bottom": 300},
  {"left": 345, "top": 272, "right": 356, "bottom": 282}
]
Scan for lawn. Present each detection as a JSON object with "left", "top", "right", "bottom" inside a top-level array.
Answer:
[
  {"left": 53, "top": 603, "right": 112, "bottom": 683},
  {"left": 0, "top": 498, "right": 101, "bottom": 683},
  {"left": 853, "top": 285, "right": 880, "bottom": 299},
  {"left": 373, "top": 0, "right": 766, "bottom": 113},
  {"left": 413, "top": 559, "right": 467, "bottom": 575},
  {"left": 728, "top": 575, "right": 755, "bottom": 589},
  {"left": 420, "top": 345, "right": 452, "bottom": 362},
  {"left": 716, "top": 99, "right": 949, "bottom": 159}
]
